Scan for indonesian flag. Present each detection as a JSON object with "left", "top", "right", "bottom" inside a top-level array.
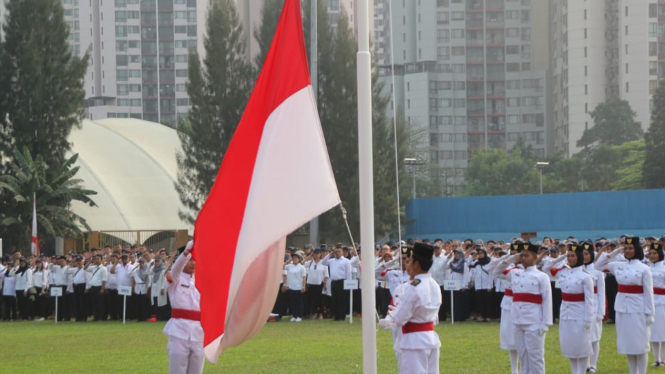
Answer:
[
  {"left": 31, "top": 193, "right": 39, "bottom": 257},
  {"left": 192, "top": 0, "right": 340, "bottom": 363}
]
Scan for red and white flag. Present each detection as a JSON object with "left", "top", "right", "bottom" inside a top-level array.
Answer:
[
  {"left": 192, "top": 0, "right": 339, "bottom": 363},
  {"left": 31, "top": 193, "right": 39, "bottom": 257}
]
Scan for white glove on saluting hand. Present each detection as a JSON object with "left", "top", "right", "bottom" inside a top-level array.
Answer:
[
  {"left": 584, "top": 322, "right": 592, "bottom": 331},
  {"left": 538, "top": 325, "right": 549, "bottom": 335},
  {"left": 596, "top": 315, "right": 604, "bottom": 322},
  {"left": 379, "top": 315, "right": 395, "bottom": 330},
  {"left": 647, "top": 314, "right": 655, "bottom": 326}
]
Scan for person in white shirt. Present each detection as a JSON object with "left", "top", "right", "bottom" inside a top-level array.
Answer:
[
  {"left": 494, "top": 242, "right": 553, "bottom": 374},
  {"left": 14, "top": 257, "right": 34, "bottom": 321},
  {"left": 583, "top": 243, "right": 606, "bottom": 374},
  {"left": 379, "top": 243, "right": 442, "bottom": 374},
  {"left": 130, "top": 257, "right": 152, "bottom": 321},
  {"left": 50, "top": 256, "right": 73, "bottom": 321},
  {"left": 430, "top": 241, "right": 449, "bottom": 322},
  {"left": 648, "top": 243, "right": 665, "bottom": 367},
  {"left": 105, "top": 254, "right": 120, "bottom": 320},
  {"left": 321, "top": 245, "right": 352, "bottom": 321},
  {"left": 111, "top": 254, "right": 135, "bottom": 320},
  {"left": 164, "top": 241, "right": 204, "bottom": 374},
  {"left": 2, "top": 260, "right": 17, "bottom": 321},
  {"left": 70, "top": 256, "right": 89, "bottom": 322},
  {"left": 85, "top": 254, "right": 108, "bottom": 321},
  {"left": 448, "top": 248, "right": 470, "bottom": 322},
  {"left": 469, "top": 248, "right": 499, "bottom": 322},
  {"left": 304, "top": 249, "right": 328, "bottom": 320},
  {"left": 595, "top": 236, "right": 654, "bottom": 374},
  {"left": 283, "top": 253, "right": 307, "bottom": 322},
  {"left": 32, "top": 259, "right": 49, "bottom": 321}
]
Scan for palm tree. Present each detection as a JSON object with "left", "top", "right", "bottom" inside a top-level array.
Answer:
[{"left": 0, "top": 147, "right": 97, "bottom": 252}]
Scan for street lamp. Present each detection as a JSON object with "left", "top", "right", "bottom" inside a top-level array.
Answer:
[
  {"left": 535, "top": 162, "right": 549, "bottom": 195},
  {"left": 404, "top": 158, "right": 426, "bottom": 199}
]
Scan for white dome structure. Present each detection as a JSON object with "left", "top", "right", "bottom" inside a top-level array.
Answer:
[{"left": 67, "top": 118, "right": 193, "bottom": 232}]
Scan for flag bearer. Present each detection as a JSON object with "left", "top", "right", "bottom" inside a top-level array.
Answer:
[
  {"left": 494, "top": 242, "right": 552, "bottom": 374},
  {"left": 163, "top": 241, "right": 204, "bottom": 374}
]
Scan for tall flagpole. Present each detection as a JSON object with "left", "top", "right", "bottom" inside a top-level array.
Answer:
[
  {"left": 357, "top": 0, "right": 377, "bottom": 373},
  {"left": 309, "top": 0, "right": 319, "bottom": 247}
]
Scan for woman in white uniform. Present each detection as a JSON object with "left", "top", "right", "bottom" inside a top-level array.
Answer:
[
  {"left": 544, "top": 244, "right": 594, "bottom": 374},
  {"left": 648, "top": 242, "right": 665, "bottom": 367},
  {"left": 596, "top": 236, "right": 654, "bottom": 374},
  {"left": 494, "top": 242, "right": 523, "bottom": 374},
  {"left": 583, "top": 242, "right": 605, "bottom": 373}
]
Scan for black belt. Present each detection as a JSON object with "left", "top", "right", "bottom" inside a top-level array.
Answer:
[{"left": 331, "top": 279, "right": 344, "bottom": 282}]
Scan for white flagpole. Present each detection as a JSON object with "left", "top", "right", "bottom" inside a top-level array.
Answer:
[{"left": 357, "top": 1, "right": 377, "bottom": 373}]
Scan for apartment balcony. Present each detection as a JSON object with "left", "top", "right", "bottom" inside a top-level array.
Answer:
[
  {"left": 486, "top": 0, "right": 504, "bottom": 11},
  {"left": 486, "top": 20, "right": 504, "bottom": 28},
  {"left": 467, "top": 91, "right": 483, "bottom": 98},
  {"left": 466, "top": 0, "right": 483, "bottom": 11},
  {"left": 486, "top": 37, "right": 505, "bottom": 46},
  {"left": 466, "top": 19, "right": 483, "bottom": 29},
  {"left": 487, "top": 91, "right": 505, "bottom": 98},
  {"left": 467, "top": 107, "right": 485, "bottom": 116},
  {"left": 467, "top": 74, "right": 485, "bottom": 82},
  {"left": 466, "top": 38, "right": 484, "bottom": 46},
  {"left": 488, "top": 141, "right": 505, "bottom": 149},
  {"left": 487, "top": 122, "right": 506, "bottom": 132},
  {"left": 466, "top": 55, "right": 485, "bottom": 64}
]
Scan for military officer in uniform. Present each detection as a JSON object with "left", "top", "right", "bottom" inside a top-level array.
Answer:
[
  {"left": 379, "top": 242, "right": 442, "bottom": 374},
  {"left": 494, "top": 242, "right": 553, "bottom": 374},
  {"left": 163, "top": 241, "right": 204, "bottom": 374}
]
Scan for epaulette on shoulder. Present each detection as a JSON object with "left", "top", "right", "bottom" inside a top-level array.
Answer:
[
  {"left": 166, "top": 272, "right": 172, "bottom": 284},
  {"left": 410, "top": 279, "right": 421, "bottom": 286}
]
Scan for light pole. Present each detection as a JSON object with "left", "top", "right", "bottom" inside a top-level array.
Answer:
[
  {"left": 404, "top": 158, "right": 426, "bottom": 199},
  {"left": 535, "top": 162, "right": 549, "bottom": 194}
]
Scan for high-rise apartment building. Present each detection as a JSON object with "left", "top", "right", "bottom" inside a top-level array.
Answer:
[
  {"left": 61, "top": 0, "right": 207, "bottom": 126},
  {"left": 377, "top": 0, "right": 549, "bottom": 196},
  {"left": 551, "top": 0, "right": 659, "bottom": 156}
]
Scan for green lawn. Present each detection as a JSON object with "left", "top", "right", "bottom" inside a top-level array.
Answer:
[{"left": 0, "top": 319, "right": 656, "bottom": 373}]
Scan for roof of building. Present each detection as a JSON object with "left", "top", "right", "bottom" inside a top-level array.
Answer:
[{"left": 68, "top": 118, "right": 193, "bottom": 232}]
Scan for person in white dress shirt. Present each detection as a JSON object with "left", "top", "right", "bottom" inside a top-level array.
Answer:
[
  {"left": 14, "top": 257, "right": 34, "bottom": 321},
  {"left": 85, "top": 254, "right": 108, "bottom": 321},
  {"left": 321, "top": 245, "right": 352, "bottom": 321},
  {"left": 494, "top": 242, "right": 523, "bottom": 374},
  {"left": 304, "top": 249, "right": 328, "bottom": 320},
  {"left": 32, "top": 259, "right": 49, "bottom": 321},
  {"left": 648, "top": 243, "right": 665, "bottom": 367},
  {"left": 164, "top": 241, "right": 204, "bottom": 374},
  {"left": 70, "top": 256, "right": 89, "bottom": 322},
  {"left": 583, "top": 243, "right": 605, "bottom": 373},
  {"left": 494, "top": 242, "right": 553, "bottom": 374},
  {"left": 430, "top": 241, "right": 449, "bottom": 322},
  {"left": 544, "top": 244, "right": 595, "bottom": 374},
  {"left": 595, "top": 236, "right": 654, "bottom": 374},
  {"left": 2, "top": 259, "right": 17, "bottom": 321},
  {"left": 380, "top": 242, "right": 442, "bottom": 374},
  {"left": 283, "top": 253, "right": 307, "bottom": 322},
  {"left": 50, "top": 256, "right": 72, "bottom": 321},
  {"left": 130, "top": 256, "right": 152, "bottom": 321},
  {"left": 105, "top": 254, "right": 120, "bottom": 320},
  {"left": 111, "top": 254, "right": 135, "bottom": 320}
]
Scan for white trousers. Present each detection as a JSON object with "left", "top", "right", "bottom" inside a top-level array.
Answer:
[
  {"left": 514, "top": 324, "right": 546, "bottom": 374},
  {"left": 399, "top": 348, "right": 439, "bottom": 374},
  {"left": 168, "top": 336, "right": 205, "bottom": 374}
]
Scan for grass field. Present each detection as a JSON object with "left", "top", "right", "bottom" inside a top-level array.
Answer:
[{"left": 0, "top": 319, "right": 657, "bottom": 373}]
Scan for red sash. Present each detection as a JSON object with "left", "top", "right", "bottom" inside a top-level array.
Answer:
[
  {"left": 618, "top": 285, "right": 643, "bottom": 294},
  {"left": 504, "top": 288, "right": 513, "bottom": 297},
  {"left": 402, "top": 321, "right": 434, "bottom": 334},
  {"left": 171, "top": 308, "right": 201, "bottom": 321},
  {"left": 561, "top": 292, "right": 585, "bottom": 302},
  {"left": 654, "top": 287, "right": 665, "bottom": 296},
  {"left": 512, "top": 293, "right": 543, "bottom": 304}
]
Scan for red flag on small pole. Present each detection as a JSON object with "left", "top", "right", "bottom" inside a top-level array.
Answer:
[{"left": 31, "top": 193, "right": 40, "bottom": 257}]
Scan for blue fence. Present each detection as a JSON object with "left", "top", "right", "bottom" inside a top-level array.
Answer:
[{"left": 405, "top": 189, "right": 665, "bottom": 241}]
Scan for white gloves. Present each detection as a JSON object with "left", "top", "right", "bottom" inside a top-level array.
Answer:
[
  {"left": 538, "top": 325, "right": 549, "bottom": 335},
  {"left": 596, "top": 315, "right": 604, "bottom": 322},
  {"left": 608, "top": 246, "right": 624, "bottom": 258},
  {"left": 584, "top": 322, "right": 592, "bottom": 331},
  {"left": 647, "top": 314, "right": 655, "bottom": 326},
  {"left": 379, "top": 315, "right": 395, "bottom": 330},
  {"left": 506, "top": 254, "right": 520, "bottom": 264}
]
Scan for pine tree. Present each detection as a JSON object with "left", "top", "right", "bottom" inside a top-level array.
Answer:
[
  {"left": 0, "top": 0, "right": 88, "bottom": 170},
  {"left": 253, "top": 0, "right": 284, "bottom": 69},
  {"left": 643, "top": 82, "right": 665, "bottom": 188},
  {"left": 175, "top": 0, "right": 254, "bottom": 224}
]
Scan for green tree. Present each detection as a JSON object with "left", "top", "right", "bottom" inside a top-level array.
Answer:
[
  {"left": 463, "top": 140, "right": 540, "bottom": 196},
  {"left": 644, "top": 82, "right": 665, "bottom": 188},
  {"left": 253, "top": 0, "right": 284, "bottom": 69},
  {"left": 0, "top": 0, "right": 89, "bottom": 170},
  {"left": 611, "top": 140, "right": 645, "bottom": 190},
  {"left": 577, "top": 97, "right": 643, "bottom": 148},
  {"left": 0, "top": 147, "right": 97, "bottom": 253},
  {"left": 541, "top": 153, "right": 585, "bottom": 193},
  {"left": 579, "top": 146, "right": 622, "bottom": 191},
  {"left": 175, "top": 0, "right": 254, "bottom": 224}
]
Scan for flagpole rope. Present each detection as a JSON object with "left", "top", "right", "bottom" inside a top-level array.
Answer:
[{"left": 340, "top": 203, "right": 358, "bottom": 252}]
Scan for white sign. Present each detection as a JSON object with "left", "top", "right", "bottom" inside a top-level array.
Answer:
[
  {"left": 443, "top": 280, "right": 461, "bottom": 291},
  {"left": 118, "top": 286, "right": 132, "bottom": 296},
  {"left": 50, "top": 287, "right": 62, "bottom": 297},
  {"left": 344, "top": 279, "right": 359, "bottom": 290}
]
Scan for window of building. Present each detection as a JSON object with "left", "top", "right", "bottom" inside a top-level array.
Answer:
[
  {"left": 521, "top": 62, "right": 531, "bottom": 71},
  {"left": 451, "top": 46, "right": 465, "bottom": 56},
  {"left": 506, "top": 80, "right": 520, "bottom": 89},
  {"left": 116, "top": 55, "right": 128, "bottom": 66},
  {"left": 451, "top": 29, "right": 465, "bottom": 38},
  {"left": 454, "top": 99, "right": 466, "bottom": 107},
  {"left": 451, "top": 11, "right": 464, "bottom": 20},
  {"left": 650, "top": 42, "right": 658, "bottom": 56},
  {"left": 130, "top": 99, "right": 141, "bottom": 107},
  {"left": 506, "top": 45, "right": 519, "bottom": 54},
  {"left": 438, "top": 81, "right": 452, "bottom": 90},
  {"left": 650, "top": 61, "right": 658, "bottom": 75},
  {"left": 176, "top": 84, "right": 187, "bottom": 92},
  {"left": 115, "top": 26, "right": 127, "bottom": 37},
  {"left": 650, "top": 23, "right": 658, "bottom": 38},
  {"left": 117, "top": 85, "right": 128, "bottom": 95},
  {"left": 176, "top": 69, "right": 188, "bottom": 77},
  {"left": 437, "top": 46, "right": 450, "bottom": 60},
  {"left": 650, "top": 3, "right": 658, "bottom": 18},
  {"left": 437, "top": 12, "right": 449, "bottom": 24},
  {"left": 507, "top": 98, "right": 520, "bottom": 107},
  {"left": 437, "top": 29, "right": 449, "bottom": 43},
  {"left": 650, "top": 80, "right": 658, "bottom": 95},
  {"left": 116, "top": 11, "right": 126, "bottom": 22},
  {"left": 507, "top": 115, "right": 520, "bottom": 124},
  {"left": 454, "top": 116, "right": 466, "bottom": 125},
  {"left": 453, "top": 81, "right": 465, "bottom": 90},
  {"left": 116, "top": 70, "right": 128, "bottom": 81},
  {"left": 440, "top": 116, "right": 452, "bottom": 125},
  {"left": 507, "top": 63, "right": 520, "bottom": 72},
  {"left": 116, "top": 41, "right": 127, "bottom": 52},
  {"left": 452, "top": 64, "right": 465, "bottom": 73},
  {"left": 506, "top": 28, "right": 519, "bottom": 38},
  {"left": 521, "top": 27, "right": 531, "bottom": 41}
]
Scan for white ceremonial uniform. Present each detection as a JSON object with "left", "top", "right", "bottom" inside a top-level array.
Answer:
[
  {"left": 385, "top": 269, "right": 410, "bottom": 297},
  {"left": 391, "top": 273, "right": 442, "bottom": 374},
  {"left": 391, "top": 281, "right": 409, "bottom": 371},
  {"left": 495, "top": 259, "right": 553, "bottom": 374},
  {"left": 163, "top": 253, "right": 204, "bottom": 374},
  {"left": 585, "top": 263, "right": 606, "bottom": 343},
  {"left": 550, "top": 265, "right": 594, "bottom": 359},
  {"left": 596, "top": 252, "right": 654, "bottom": 355},
  {"left": 650, "top": 261, "right": 665, "bottom": 343},
  {"left": 495, "top": 263, "right": 521, "bottom": 350}
]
